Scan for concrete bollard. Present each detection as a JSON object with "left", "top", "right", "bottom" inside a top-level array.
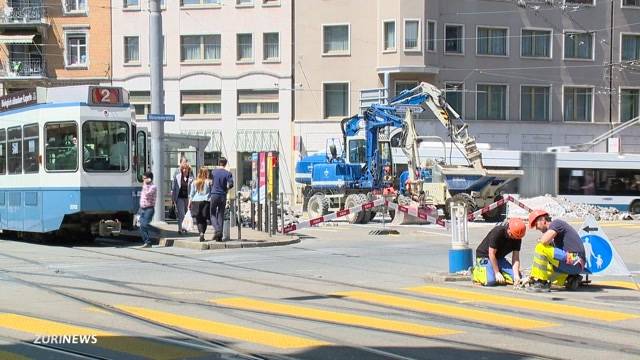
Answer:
[{"left": 448, "top": 203, "right": 473, "bottom": 273}]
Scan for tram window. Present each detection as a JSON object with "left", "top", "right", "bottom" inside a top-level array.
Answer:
[
  {"left": 45, "top": 122, "right": 78, "bottom": 172},
  {"left": 135, "top": 131, "right": 146, "bottom": 182},
  {"left": 82, "top": 121, "right": 129, "bottom": 172},
  {"left": 0, "top": 129, "right": 5, "bottom": 175},
  {"left": 559, "top": 168, "right": 640, "bottom": 196},
  {"left": 7, "top": 126, "right": 22, "bottom": 174},
  {"left": 23, "top": 124, "right": 39, "bottom": 174}
]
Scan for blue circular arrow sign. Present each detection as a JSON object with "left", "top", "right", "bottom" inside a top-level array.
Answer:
[{"left": 581, "top": 234, "right": 613, "bottom": 274}]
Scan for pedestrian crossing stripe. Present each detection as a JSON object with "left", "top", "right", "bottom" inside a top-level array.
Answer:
[
  {"left": 212, "top": 297, "right": 461, "bottom": 337},
  {"left": 333, "top": 291, "right": 557, "bottom": 330},
  {"left": 406, "top": 286, "right": 640, "bottom": 322},
  {"left": 0, "top": 313, "right": 208, "bottom": 359},
  {"left": 0, "top": 350, "right": 30, "bottom": 360},
  {"left": 116, "top": 305, "right": 329, "bottom": 349}
]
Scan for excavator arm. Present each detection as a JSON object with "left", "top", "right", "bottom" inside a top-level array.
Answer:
[{"left": 389, "top": 82, "right": 484, "bottom": 170}]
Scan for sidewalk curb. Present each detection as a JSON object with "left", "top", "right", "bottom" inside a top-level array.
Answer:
[
  {"left": 158, "top": 237, "right": 300, "bottom": 250},
  {"left": 423, "top": 272, "right": 472, "bottom": 283}
]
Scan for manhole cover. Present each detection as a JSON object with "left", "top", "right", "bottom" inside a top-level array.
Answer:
[{"left": 594, "top": 296, "right": 640, "bottom": 302}]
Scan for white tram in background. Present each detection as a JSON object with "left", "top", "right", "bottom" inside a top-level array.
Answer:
[{"left": 0, "top": 86, "right": 149, "bottom": 238}]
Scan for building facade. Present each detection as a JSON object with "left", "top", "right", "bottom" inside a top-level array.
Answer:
[
  {"left": 294, "top": 0, "right": 640, "bottom": 154},
  {"left": 0, "top": 0, "right": 111, "bottom": 93},
  {"left": 110, "top": 0, "right": 293, "bottom": 190}
]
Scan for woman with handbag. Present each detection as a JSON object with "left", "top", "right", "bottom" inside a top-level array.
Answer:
[
  {"left": 171, "top": 161, "right": 193, "bottom": 234},
  {"left": 188, "top": 166, "right": 211, "bottom": 242}
]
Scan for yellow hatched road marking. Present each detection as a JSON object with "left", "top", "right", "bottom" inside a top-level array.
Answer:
[
  {"left": 333, "top": 291, "right": 556, "bottom": 330},
  {"left": 0, "top": 313, "right": 207, "bottom": 360},
  {"left": 0, "top": 350, "right": 31, "bottom": 360},
  {"left": 116, "top": 305, "right": 328, "bottom": 350},
  {"left": 212, "top": 297, "right": 461, "bottom": 337},
  {"left": 407, "top": 286, "right": 640, "bottom": 322}
]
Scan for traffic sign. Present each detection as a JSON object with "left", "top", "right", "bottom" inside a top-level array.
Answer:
[
  {"left": 147, "top": 113, "right": 175, "bottom": 121},
  {"left": 578, "top": 215, "right": 631, "bottom": 276}
]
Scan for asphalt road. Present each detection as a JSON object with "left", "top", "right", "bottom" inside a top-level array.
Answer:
[{"left": 0, "top": 219, "right": 638, "bottom": 360}]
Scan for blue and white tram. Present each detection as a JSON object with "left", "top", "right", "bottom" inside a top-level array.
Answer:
[{"left": 0, "top": 86, "right": 146, "bottom": 238}]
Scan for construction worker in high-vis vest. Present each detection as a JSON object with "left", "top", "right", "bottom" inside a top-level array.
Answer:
[
  {"left": 528, "top": 210, "right": 586, "bottom": 292},
  {"left": 472, "top": 218, "right": 526, "bottom": 286}
]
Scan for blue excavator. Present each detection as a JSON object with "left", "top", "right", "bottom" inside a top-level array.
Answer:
[{"left": 295, "top": 82, "right": 521, "bottom": 223}]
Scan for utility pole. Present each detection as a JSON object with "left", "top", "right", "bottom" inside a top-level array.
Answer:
[
  {"left": 150, "top": 0, "right": 165, "bottom": 223},
  {"left": 609, "top": 0, "right": 614, "bottom": 125}
]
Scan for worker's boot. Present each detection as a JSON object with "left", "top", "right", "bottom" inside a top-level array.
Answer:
[
  {"left": 527, "top": 279, "right": 551, "bottom": 292},
  {"left": 564, "top": 274, "right": 583, "bottom": 291}
]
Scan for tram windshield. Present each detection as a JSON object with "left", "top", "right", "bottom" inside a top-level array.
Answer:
[{"left": 82, "top": 121, "right": 129, "bottom": 172}]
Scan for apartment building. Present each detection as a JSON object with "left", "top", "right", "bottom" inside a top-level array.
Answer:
[
  {"left": 294, "top": 0, "right": 640, "bottom": 153},
  {"left": 0, "top": 0, "right": 111, "bottom": 93},
  {"left": 110, "top": 0, "right": 293, "bottom": 189}
]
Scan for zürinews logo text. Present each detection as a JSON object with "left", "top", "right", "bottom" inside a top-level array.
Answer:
[{"left": 34, "top": 335, "right": 98, "bottom": 345}]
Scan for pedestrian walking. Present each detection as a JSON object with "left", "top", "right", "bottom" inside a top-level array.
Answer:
[
  {"left": 172, "top": 161, "right": 193, "bottom": 234},
  {"left": 188, "top": 166, "right": 211, "bottom": 242},
  {"left": 138, "top": 171, "right": 157, "bottom": 248},
  {"left": 210, "top": 158, "right": 234, "bottom": 241}
]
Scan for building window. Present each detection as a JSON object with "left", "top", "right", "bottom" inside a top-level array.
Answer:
[
  {"left": 445, "top": 24, "right": 463, "bottom": 54},
  {"left": 426, "top": 20, "right": 436, "bottom": 51},
  {"left": 404, "top": 20, "right": 420, "bottom": 51},
  {"left": 237, "top": 90, "right": 279, "bottom": 116},
  {"left": 564, "top": 87, "right": 593, "bottom": 122},
  {"left": 7, "top": 126, "right": 21, "bottom": 174},
  {"left": 237, "top": 33, "right": 253, "bottom": 61},
  {"left": 237, "top": 0, "right": 253, "bottom": 5},
  {"left": 394, "top": 81, "right": 418, "bottom": 97},
  {"left": 180, "top": 35, "right": 221, "bottom": 62},
  {"left": 323, "top": 24, "right": 349, "bottom": 55},
  {"left": 263, "top": 0, "right": 280, "bottom": 5},
  {"left": 45, "top": 122, "right": 78, "bottom": 172},
  {"left": 383, "top": 21, "right": 396, "bottom": 51},
  {"left": 623, "top": 0, "right": 640, "bottom": 6},
  {"left": 181, "top": 91, "right": 222, "bottom": 119},
  {"left": 123, "top": 0, "right": 139, "bottom": 8},
  {"left": 521, "top": 29, "right": 551, "bottom": 58},
  {"left": 66, "top": 33, "right": 87, "bottom": 67},
  {"left": 477, "top": 84, "right": 507, "bottom": 120},
  {"left": 65, "top": 0, "right": 87, "bottom": 13},
  {"left": 620, "top": 89, "right": 640, "bottom": 122},
  {"left": 130, "top": 91, "right": 151, "bottom": 119},
  {"left": 181, "top": 0, "right": 221, "bottom": 5},
  {"left": 564, "top": 32, "right": 593, "bottom": 59},
  {"left": 323, "top": 83, "right": 349, "bottom": 118},
  {"left": 124, "top": 36, "right": 139, "bottom": 64},
  {"left": 622, "top": 34, "right": 640, "bottom": 61},
  {"left": 521, "top": 86, "right": 550, "bottom": 121},
  {"left": 477, "top": 27, "right": 507, "bottom": 56},
  {"left": 445, "top": 83, "right": 463, "bottom": 115},
  {"left": 263, "top": 32, "right": 279, "bottom": 61}
]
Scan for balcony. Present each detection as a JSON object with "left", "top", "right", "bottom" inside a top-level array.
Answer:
[
  {"left": 0, "top": 58, "right": 47, "bottom": 79},
  {"left": 0, "top": 5, "right": 48, "bottom": 29}
]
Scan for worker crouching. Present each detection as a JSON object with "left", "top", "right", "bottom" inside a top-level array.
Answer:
[
  {"left": 472, "top": 218, "right": 526, "bottom": 286},
  {"left": 527, "top": 210, "right": 586, "bottom": 292}
]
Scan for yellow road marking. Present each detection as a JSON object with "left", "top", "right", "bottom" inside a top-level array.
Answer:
[
  {"left": 0, "top": 314, "right": 206, "bottom": 360},
  {"left": 334, "top": 291, "right": 556, "bottom": 330},
  {"left": 116, "top": 305, "right": 328, "bottom": 350},
  {"left": 407, "top": 286, "right": 640, "bottom": 322},
  {"left": 595, "top": 281, "right": 640, "bottom": 291},
  {"left": 0, "top": 350, "right": 30, "bottom": 360},
  {"left": 212, "top": 297, "right": 460, "bottom": 337}
]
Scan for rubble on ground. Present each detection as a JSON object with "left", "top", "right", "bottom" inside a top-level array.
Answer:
[{"left": 507, "top": 194, "right": 636, "bottom": 221}]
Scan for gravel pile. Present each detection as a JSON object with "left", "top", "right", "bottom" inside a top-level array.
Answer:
[{"left": 507, "top": 194, "right": 634, "bottom": 221}]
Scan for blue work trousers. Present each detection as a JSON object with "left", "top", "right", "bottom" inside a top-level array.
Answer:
[
  {"left": 476, "top": 257, "right": 514, "bottom": 286},
  {"left": 139, "top": 207, "right": 155, "bottom": 245}
]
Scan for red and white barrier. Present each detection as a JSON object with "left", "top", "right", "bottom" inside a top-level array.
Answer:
[{"left": 281, "top": 194, "right": 535, "bottom": 234}]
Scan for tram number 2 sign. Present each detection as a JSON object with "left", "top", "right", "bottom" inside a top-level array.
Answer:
[{"left": 89, "top": 87, "right": 123, "bottom": 106}]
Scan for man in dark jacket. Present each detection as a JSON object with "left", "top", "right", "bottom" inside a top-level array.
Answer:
[{"left": 210, "top": 158, "right": 234, "bottom": 241}]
